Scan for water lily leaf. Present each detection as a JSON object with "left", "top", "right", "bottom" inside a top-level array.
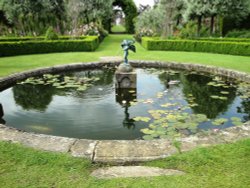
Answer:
[
  {"left": 219, "top": 96, "right": 228, "bottom": 100},
  {"left": 230, "top": 117, "right": 241, "bottom": 122},
  {"left": 142, "top": 135, "right": 154, "bottom": 140},
  {"left": 140, "top": 128, "right": 155, "bottom": 135},
  {"left": 133, "top": 116, "right": 151, "bottom": 122},
  {"left": 212, "top": 118, "right": 228, "bottom": 125},
  {"left": 189, "top": 103, "right": 198, "bottom": 107},
  {"left": 77, "top": 86, "right": 87, "bottom": 91},
  {"left": 195, "top": 114, "right": 208, "bottom": 122},
  {"left": 232, "top": 121, "right": 243, "bottom": 126},
  {"left": 207, "top": 81, "right": 217, "bottom": 86},
  {"left": 210, "top": 95, "right": 220, "bottom": 99},
  {"left": 160, "top": 135, "right": 169, "bottom": 139},
  {"left": 161, "top": 103, "right": 174, "bottom": 108},
  {"left": 220, "top": 91, "right": 229, "bottom": 95}
]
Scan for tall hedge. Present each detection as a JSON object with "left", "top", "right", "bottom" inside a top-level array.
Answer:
[
  {"left": 0, "top": 36, "right": 99, "bottom": 57},
  {"left": 112, "top": 0, "right": 137, "bottom": 34},
  {"left": 142, "top": 37, "right": 250, "bottom": 56}
]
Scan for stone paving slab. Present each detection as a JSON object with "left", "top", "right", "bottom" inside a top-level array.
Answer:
[
  {"left": 91, "top": 166, "right": 185, "bottom": 179},
  {"left": 70, "top": 139, "right": 98, "bottom": 159},
  {"left": 0, "top": 125, "right": 76, "bottom": 153},
  {"left": 94, "top": 140, "right": 177, "bottom": 163}
]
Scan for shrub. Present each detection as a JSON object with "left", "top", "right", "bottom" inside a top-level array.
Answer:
[
  {"left": 134, "top": 28, "right": 156, "bottom": 42},
  {"left": 45, "top": 27, "right": 59, "bottom": 40},
  {"left": 225, "top": 30, "right": 250, "bottom": 38},
  {"left": 0, "top": 36, "right": 99, "bottom": 57},
  {"left": 141, "top": 37, "right": 250, "bottom": 56}
]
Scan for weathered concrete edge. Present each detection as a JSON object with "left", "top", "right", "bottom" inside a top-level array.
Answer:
[
  {"left": 0, "top": 61, "right": 249, "bottom": 163},
  {"left": 1, "top": 61, "right": 250, "bottom": 90},
  {"left": 0, "top": 123, "right": 249, "bottom": 163}
]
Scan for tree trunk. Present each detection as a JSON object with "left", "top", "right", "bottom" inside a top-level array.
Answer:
[
  {"left": 210, "top": 15, "right": 215, "bottom": 36},
  {"left": 197, "top": 16, "right": 202, "bottom": 37}
]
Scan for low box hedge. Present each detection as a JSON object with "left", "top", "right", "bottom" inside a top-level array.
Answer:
[
  {"left": 142, "top": 37, "right": 250, "bottom": 56},
  {"left": 0, "top": 36, "right": 87, "bottom": 42},
  {"left": 0, "top": 36, "right": 99, "bottom": 57}
]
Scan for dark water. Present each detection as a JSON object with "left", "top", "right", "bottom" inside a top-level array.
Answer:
[{"left": 0, "top": 68, "right": 249, "bottom": 140}]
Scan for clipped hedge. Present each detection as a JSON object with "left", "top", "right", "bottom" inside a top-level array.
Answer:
[
  {"left": 142, "top": 37, "right": 250, "bottom": 56},
  {"left": 0, "top": 36, "right": 87, "bottom": 42},
  {"left": 0, "top": 36, "right": 99, "bottom": 57},
  {"left": 196, "top": 37, "right": 250, "bottom": 43}
]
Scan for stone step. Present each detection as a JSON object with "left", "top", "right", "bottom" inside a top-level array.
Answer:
[{"left": 91, "top": 166, "right": 185, "bottom": 179}]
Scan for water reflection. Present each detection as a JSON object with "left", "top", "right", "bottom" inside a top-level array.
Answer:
[
  {"left": 116, "top": 88, "right": 137, "bottom": 129},
  {"left": 181, "top": 73, "right": 237, "bottom": 119},
  {"left": 238, "top": 98, "right": 250, "bottom": 121},
  {"left": 13, "top": 84, "right": 55, "bottom": 112}
]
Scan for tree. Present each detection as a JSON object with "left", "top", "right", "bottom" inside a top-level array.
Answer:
[
  {"left": 67, "top": 0, "right": 113, "bottom": 34},
  {"left": 159, "top": 0, "right": 182, "bottom": 37}
]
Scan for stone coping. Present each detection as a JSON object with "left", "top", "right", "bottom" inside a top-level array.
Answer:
[{"left": 0, "top": 61, "right": 250, "bottom": 163}]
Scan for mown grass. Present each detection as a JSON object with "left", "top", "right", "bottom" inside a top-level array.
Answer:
[
  {"left": 0, "top": 34, "right": 250, "bottom": 77},
  {"left": 0, "top": 139, "right": 249, "bottom": 188},
  {"left": 111, "top": 25, "right": 126, "bottom": 33},
  {"left": 0, "top": 34, "right": 250, "bottom": 187}
]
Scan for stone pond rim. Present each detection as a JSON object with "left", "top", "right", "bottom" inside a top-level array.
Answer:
[{"left": 0, "top": 60, "right": 249, "bottom": 163}]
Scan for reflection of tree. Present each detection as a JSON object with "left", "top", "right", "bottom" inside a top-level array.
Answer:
[
  {"left": 158, "top": 71, "right": 180, "bottom": 88},
  {"left": 181, "top": 74, "right": 236, "bottom": 119},
  {"left": 75, "top": 69, "right": 114, "bottom": 85},
  {"left": 13, "top": 84, "right": 55, "bottom": 112},
  {"left": 237, "top": 99, "right": 250, "bottom": 122}
]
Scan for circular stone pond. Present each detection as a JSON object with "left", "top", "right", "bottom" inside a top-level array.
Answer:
[{"left": 0, "top": 61, "right": 250, "bottom": 141}]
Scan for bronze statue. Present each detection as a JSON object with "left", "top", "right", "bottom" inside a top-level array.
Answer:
[{"left": 121, "top": 40, "right": 136, "bottom": 64}]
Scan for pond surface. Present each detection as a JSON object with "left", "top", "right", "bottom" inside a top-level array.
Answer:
[{"left": 0, "top": 68, "right": 249, "bottom": 140}]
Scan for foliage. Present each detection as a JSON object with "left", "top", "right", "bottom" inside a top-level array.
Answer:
[
  {"left": 134, "top": 7, "right": 162, "bottom": 41},
  {"left": 0, "top": 0, "right": 67, "bottom": 35},
  {"left": 225, "top": 29, "right": 250, "bottom": 38},
  {"left": 113, "top": 0, "right": 137, "bottom": 34},
  {"left": 0, "top": 34, "right": 250, "bottom": 77},
  {"left": 0, "top": 36, "right": 99, "bottom": 57},
  {"left": 142, "top": 37, "right": 250, "bottom": 56},
  {"left": 67, "top": 0, "right": 113, "bottom": 34},
  {"left": 45, "top": 27, "right": 59, "bottom": 40}
]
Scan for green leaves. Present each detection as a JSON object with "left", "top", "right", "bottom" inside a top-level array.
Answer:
[
  {"left": 212, "top": 118, "right": 228, "bottom": 126},
  {"left": 133, "top": 116, "right": 151, "bottom": 122},
  {"left": 18, "top": 74, "right": 99, "bottom": 92}
]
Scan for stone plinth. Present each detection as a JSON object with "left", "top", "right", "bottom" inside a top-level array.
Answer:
[{"left": 115, "top": 63, "right": 137, "bottom": 89}]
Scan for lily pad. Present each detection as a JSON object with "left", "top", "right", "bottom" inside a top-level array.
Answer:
[
  {"left": 212, "top": 118, "right": 228, "bottom": 125},
  {"left": 133, "top": 116, "right": 151, "bottom": 122},
  {"left": 220, "top": 91, "right": 230, "bottom": 95}
]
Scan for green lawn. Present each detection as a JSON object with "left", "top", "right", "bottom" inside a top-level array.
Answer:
[
  {"left": 111, "top": 25, "right": 126, "bottom": 33},
  {"left": 0, "top": 139, "right": 249, "bottom": 188},
  {"left": 0, "top": 34, "right": 250, "bottom": 187},
  {"left": 0, "top": 34, "right": 250, "bottom": 77}
]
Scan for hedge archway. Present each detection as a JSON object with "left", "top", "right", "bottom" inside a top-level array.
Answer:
[{"left": 112, "top": 0, "right": 137, "bottom": 34}]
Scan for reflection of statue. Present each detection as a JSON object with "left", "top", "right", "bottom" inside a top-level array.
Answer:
[
  {"left": 116, "top": 88, "right": 137, "bottom": 129},
  {"left": 121, "top": 40, "right": 136, "bottom": 64},
  {"left": 123, "top": 105, "right": 135, "bottom": 129}
]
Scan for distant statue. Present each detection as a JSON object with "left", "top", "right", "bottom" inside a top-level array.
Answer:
[{"left": 121, "top": 40, "right": 136, "bottom": 64}]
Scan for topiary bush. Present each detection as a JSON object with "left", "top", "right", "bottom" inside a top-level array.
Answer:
[
  {"left": 0, "top": 36, "right": 99, "bottom": 57},
  {"left": 142, "top": 37, "right": 250, "bottom": 56},
  {"left": 45, "top": 27, "right": 59, "bottom": 40}
]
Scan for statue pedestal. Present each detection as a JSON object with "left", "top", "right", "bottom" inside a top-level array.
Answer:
[{"left": 115, "top": 64, "right": 137, "bottom": 89}]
